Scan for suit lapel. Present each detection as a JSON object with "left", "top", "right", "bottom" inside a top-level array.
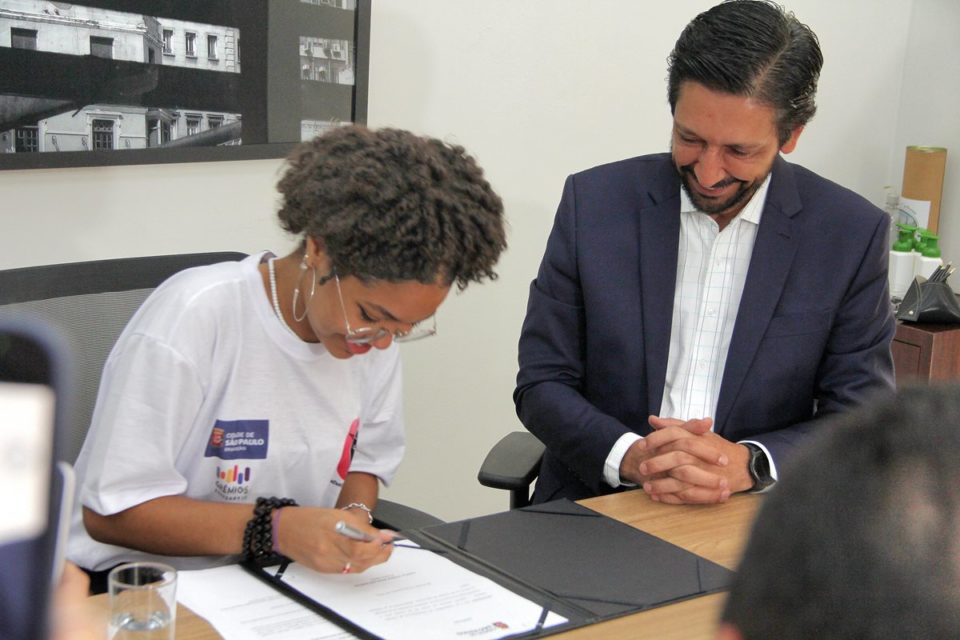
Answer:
[
  {"left": 638, "top": 158, "right": 682, "bottom": 417},
  {"left": 715, "top": 157, "right": 803, "bottom": 433}
]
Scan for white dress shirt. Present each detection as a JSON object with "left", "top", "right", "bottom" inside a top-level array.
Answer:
[{"left": 604, "top": 176, "right": 778, "bottom": 488}]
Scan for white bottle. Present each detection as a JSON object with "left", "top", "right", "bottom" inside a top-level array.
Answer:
[
  {"left": 883, "top": 187, "right": 900, "bottom": 244},
  {"left": 889, "top": 224, "right": 916, "bottom": 299}
]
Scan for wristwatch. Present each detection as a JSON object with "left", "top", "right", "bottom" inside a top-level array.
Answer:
[{"left": 744, "top": 443, "right": 775, "bottom": 493}]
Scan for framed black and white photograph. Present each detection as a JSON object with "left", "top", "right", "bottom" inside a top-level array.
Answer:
[{"left": 0, "top": 0, "right": 371, "bottom": 170}]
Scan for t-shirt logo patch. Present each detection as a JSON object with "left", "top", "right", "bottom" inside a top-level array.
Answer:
[{"left": 204, "top": 420, "right": 268, "bottom": 460}]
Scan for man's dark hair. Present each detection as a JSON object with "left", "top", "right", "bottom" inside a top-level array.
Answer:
[
  {"left": 667, "top": 0, "right": 823, "bottom": 145},
  {"left": 277, "top": 125, "right": 506, "bottom": 290},
  {"left": 722, "top": 384, "right": 960, "bottom": 640}
]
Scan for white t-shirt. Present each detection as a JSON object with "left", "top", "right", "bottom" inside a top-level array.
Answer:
[{"left": 68, "top": 253, "right": 405, "bottom": 571}]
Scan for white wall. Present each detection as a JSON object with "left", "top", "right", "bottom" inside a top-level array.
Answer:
[
  {"left": 0, "top": 1, "right": 931, "bottom": 521},
  {"left": 889, "top": 0, "right": 960, "bottom": 261},
  {"left": 367, "top": 0, "right": 914, "bottom": 521}
]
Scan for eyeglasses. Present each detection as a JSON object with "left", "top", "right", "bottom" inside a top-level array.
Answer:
[{"left": 333, "top": 274, "right": 438, "bottom": 345}]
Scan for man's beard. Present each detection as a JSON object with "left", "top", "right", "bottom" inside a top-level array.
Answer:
[{"left": 677, "top": 163, "right": 766, "bottom": 218}]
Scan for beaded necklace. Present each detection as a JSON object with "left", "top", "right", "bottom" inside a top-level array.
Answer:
[{"left": 267, "top": 257, "right": 299, "bottom": 337}]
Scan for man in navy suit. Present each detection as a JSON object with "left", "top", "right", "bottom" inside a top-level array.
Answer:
[{"left": 515, "top": 0, "right": 896, "bottom": 505}]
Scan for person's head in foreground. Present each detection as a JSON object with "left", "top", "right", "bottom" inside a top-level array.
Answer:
[{"left": 719, "top": 384, "right": 960, "bottom": 640}]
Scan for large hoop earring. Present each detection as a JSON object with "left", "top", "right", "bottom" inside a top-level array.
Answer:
[{"left": 292, "top": 255, "right": 317, "bottom": 322}]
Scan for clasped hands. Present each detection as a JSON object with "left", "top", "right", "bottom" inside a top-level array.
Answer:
[
  {"left": 272, "top": 506, "right": 396, "bottom": 574},
  {"left": 620, "top": 416, "right": 754, "bottom": 504}
]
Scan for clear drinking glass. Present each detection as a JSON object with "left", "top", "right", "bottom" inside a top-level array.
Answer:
[{"left": 107, "top": 562, "right": 177, "bottom": 640}]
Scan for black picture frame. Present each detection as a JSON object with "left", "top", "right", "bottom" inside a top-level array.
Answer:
[{"left": 0, "top": 0, "right": 370, "bottom": 170}]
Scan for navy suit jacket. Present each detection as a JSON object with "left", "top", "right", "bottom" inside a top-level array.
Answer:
[{"left": 515, "top": 153, "right": 896, "bottom": 502}]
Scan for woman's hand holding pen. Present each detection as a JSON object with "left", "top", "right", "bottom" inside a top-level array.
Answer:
[{"left": 271, "top": 506, "right": 394, "bottom": 574}]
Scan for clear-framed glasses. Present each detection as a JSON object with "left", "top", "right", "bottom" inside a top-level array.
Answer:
[{"left": 333, "top": 274, "right": 438, "bottom": 345}]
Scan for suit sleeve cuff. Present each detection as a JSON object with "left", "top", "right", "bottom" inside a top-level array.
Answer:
[{"left": 603, "top": 432, "right": 644, "bottom": 488}]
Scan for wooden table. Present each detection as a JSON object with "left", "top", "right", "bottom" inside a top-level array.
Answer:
[
  {"left": 555, "top": 491, "right": 760, "bottom": 640},
  {"left": 91, "top": 491, "right": 760, "bottom": 640},
  {"left": 89, "top": 599, "right": 216, "bottom": 640}
]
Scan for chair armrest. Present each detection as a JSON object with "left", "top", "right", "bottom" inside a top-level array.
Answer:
[
  {"left": 478, "top": 431, "right": 544, "bottom": 508},
  {"left": 372, "top": 499, "right": 444, "bottom": 531}
]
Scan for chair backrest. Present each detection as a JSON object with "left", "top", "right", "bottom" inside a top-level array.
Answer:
[{"left": 0, "top": 252, "right": 246, "bottom": 463}]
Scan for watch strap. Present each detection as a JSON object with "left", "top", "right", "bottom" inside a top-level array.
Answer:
[{"left": 744, "top": 442, "right": 775, "bottom": 493}]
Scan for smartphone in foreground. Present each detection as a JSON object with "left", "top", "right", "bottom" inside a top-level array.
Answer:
[{"left": 0, "top": 318, "right": 68, "bottom": 640}]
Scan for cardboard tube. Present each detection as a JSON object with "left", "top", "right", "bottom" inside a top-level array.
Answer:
[{"left": 902, "top": 146, "right": 947, "bottom": 232}]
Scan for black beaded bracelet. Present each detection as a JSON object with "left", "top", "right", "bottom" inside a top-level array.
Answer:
[{"left": 242, "top": 496, "right": 297, "bottom": 566}]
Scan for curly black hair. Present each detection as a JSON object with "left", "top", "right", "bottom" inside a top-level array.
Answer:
[{"left": 276, "top": 125, "right": 506, "bottom": 290}]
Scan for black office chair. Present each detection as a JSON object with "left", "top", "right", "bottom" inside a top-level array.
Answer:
[
  {"left": 0, "top": 253, "right": 441, "bottom": 530},
  {"left": 478, "top": 431, "right": 545, "bottom": 509}
]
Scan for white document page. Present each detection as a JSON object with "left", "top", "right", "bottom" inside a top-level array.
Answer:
[
  {"left": 178, "top": 564, "right": 357, "bottom": 639},
  {"left": 178, "top": 543, "right": 567, "bottom": 640},
  {"left": 275, "top": 543, "right": 567, "bottom": 640}
]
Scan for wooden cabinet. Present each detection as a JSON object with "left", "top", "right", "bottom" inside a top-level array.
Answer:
[{"left": 892, "top": 322, "right": 960, "bottom": 384}]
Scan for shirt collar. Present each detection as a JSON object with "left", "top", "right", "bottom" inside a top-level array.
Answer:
[{"left": 679, "top": 173, "right": 773, "bottom": 226}]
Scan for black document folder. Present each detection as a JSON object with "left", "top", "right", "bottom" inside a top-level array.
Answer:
[{"left": 244, "top": 498, "right": 733, "bottom": 639}]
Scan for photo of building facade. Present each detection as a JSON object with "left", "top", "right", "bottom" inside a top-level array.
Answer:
[{"left": 0, "top": 0, "right": 241, "bottom": 155}]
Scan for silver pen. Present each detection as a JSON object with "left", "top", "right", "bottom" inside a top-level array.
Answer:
[{"left": 335, "top": 519, "right": 376, "bottom": 542}]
